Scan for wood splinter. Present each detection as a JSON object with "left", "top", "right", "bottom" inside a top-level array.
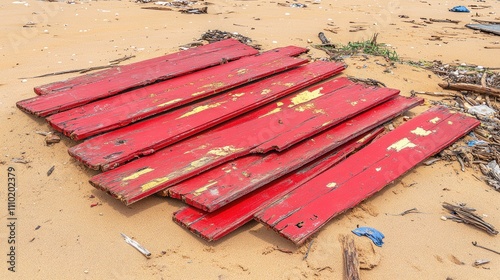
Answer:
[
  {"left": 341, "top": 234, "right": 361, "bottom": 280},
  {"left": 438, "top": 82, "right": 500, "bottom": 98}
]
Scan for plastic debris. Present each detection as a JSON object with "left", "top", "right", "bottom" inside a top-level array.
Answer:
[
  {"left": 351, "top": 227, "right": 385, "bottom": 247},
  {"left": 468, "top": 104, "right": 496, "bottom": 117},
  {"left": 467, "top": 140, "right": 488, "bottom": 147},
  {"left": 449, "top": 6, "right": 470, "bottom": 13},
  {"left": 120, "top": 233, "right": 152, "bottom": 258}
]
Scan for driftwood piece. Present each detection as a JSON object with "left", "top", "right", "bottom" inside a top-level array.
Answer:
[
  {"left": 442, "top": 202, "right": 498, "bottom": 235},
  {"left": 341, "top": 234, "right": 361, "bottom": 280},
  {"left": 439, "top": 82, "right": 500, "bottom": 97},
  {"left": 410, "top": 90, "right": 457, "bottom": 97}
]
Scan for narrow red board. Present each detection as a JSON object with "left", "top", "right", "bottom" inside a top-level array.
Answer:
[
  {"left": 90, "top": 78, "right": 400, "bottom": 205},
  {"left": 255, "top": 106, "right": 480, "bottom": 244},
  {"left": 19, "top": 39, "right": 259, "bottom": 116},
  {"left": 47, "top": 47, "right": 308, "bottom": 139},
  {"left": 68, "top": 61, "right": 345, "bottom": 170},
  {"left": 172, "top": 129, "right": 383, "bottom": 241},
  {"left": 33, "top": 39, "right": 258, "bottom": 95},
  {"left": 172, "top": 96, "right": 423, "bottom": 212}
]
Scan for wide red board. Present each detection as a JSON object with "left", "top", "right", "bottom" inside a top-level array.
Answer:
[
  {"left": 18, "top": 39, "right": 259, "bottom": 116},
  {"left": 68, "top": 61, "right": 345, "bottom": 170},
  {"left": 171, "top": 96, "right": 423, "bottom": 212},
  {"left": 33, "top": 39, "right": 258, "bottom": 95},
  {"left": 46, "top": 47, "right": 308, "bottom": 139},
  {"left": 172, "top": 129, "right": 383, "bottom": 241},
  {"left": 90, "top": 78, "right": 400, "bottom": 205},
  {"left": 255, "top": 106, "right": 480, "bottom": 244}
]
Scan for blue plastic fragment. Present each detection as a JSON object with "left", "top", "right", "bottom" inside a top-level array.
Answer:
[
  {"left": 467, "top": 140, "right": 487, "bottom": 147},
  {"left": 351, "top": 227, "right": 385, "bottom": 247},
  {"left": 449, "top": 6, "right": 470, "bottom": 13}
]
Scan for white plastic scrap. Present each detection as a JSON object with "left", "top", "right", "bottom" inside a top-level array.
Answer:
[{"left": 468, "top": 105, "right": 496, "bottom": 117}]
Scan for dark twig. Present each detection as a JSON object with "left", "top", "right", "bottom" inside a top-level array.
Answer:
[
  {"left": 303, "top": 240, "right": 314, "bottom": 260},
  {"left": 348, "top": 76, "right": 386, "bottom": 87},
  {"left": 472, "top": 241, "right": 500, "bottom": 255}
]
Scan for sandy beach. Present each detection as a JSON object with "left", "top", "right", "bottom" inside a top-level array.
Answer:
[{"left": 1, "top": 0, "right": 499, "bottom": 279}]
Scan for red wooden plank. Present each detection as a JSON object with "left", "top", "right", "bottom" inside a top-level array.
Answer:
[
  {"left": 255, "top": 106, "right": 480, "bottom": 244},
  {"left": 19, "top": 39, "right": 261, "bottom": 116},
  {"left": 173, "top": 129, "right": 383, "bottom": 241},
  {"left": 47, "top": 48, "right": 309, "bottom": 140},
  {"left": 68, "top": 61, "right": 345, "bottom": 170},
  {"left": 90, "top": 78, "right": 399, "bottom": 205},
  {"left": 33, "top": 39, "right": 258, "bottom": 95},
  {"left": 175, "top": 96, "right": 423, "bottom": 212}
]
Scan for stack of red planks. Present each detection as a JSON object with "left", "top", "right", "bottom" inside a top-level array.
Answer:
[{"left": 17, "top": 39, "right": 480, "bottom": 245}]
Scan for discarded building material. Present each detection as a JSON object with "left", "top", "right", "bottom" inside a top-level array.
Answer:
[
  {"left": 472, "top": 241, "right": 500, "bottom": 255},
  {"left": 170, "top": 96, "right": 422, "bottom": 212},
  {"left": 466, "top": 24, "right": 500, "bottom": 36},
  {"left": 341, "top": 234, "right": 361, "bottom": 280},
  {"left": 47, "top": 46, "right": 308, "bottom": 140},
  {"left": 17, "top": 39, "right": 259, "bottom": 116},
  {"left": 442, "top": 202, "right": 498, "bottom": 235},
  {"left": 172, "top": 130, "right": 382, "bottom": 241},
  {"left": 90, "top": 78, "right": 400, "bottom": 205},
  {"left": 439, "top": 81, "right": 500, "bottom": 97},
  {"left": 120, "top": 233, "right": 151, "bottom": 258},
  {"left": 68, "top": 61, "right": 345, "bottom": 170},
  {"left": 255, "top": 106, "right": 480, "bottom": 244}
]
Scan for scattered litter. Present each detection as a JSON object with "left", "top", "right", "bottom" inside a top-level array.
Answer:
[
  {"left": 303, "top": 240, "right": 314, "bottom": 260},
  {"left": 442, "top": 202, "right": 498, "bottom": 235},
  {"left": 180, "top": 7, "right": 207, "bottom": 14},
  {"left": 472, "top": 241, "right": 500, "bottom": 255},
  {"left": 35, "top": 225, "right": 41, "bottom": 230},
  {"left": 424, "top": 157, "right": 441, "bottom": 165},
  {"left": 441, "top": 216, "right": 448, "bottom": 221},
  {"left": 468, "top": 105, "right": 496, "bottom": 117},
  {"left": 397, "top": 207, "right": 420, "bottom": 216},
  {"left": 45, "top": 133, "right": 61, "bottom": 145},
  {"left": 473, "top": 259, "right": 490, "bottom": 266},
  {"left": 351, "top": 227, "right": 385, "bottom": 247},
  {"left": 35, "top": 131, "right": 50, "bottom": 136},
  {"left": 340, "top": 234, "right": 360, "bottom": 279},
  {"left": 47, "top": 165, "right": 55, "bottom": 176},
  {"left": 12, "top": 157, "right": 29, "bottom": 164},
  {"left": 348, "top": 76, "right": 386, "bottom": 87},
  {"left": 90, "top": 202, "right": 99, "bottom": 208},
  {"left": 449, "top": 6, "right": 470, "bottom": 13},
  {"left": 120, "top": 233, "right": 151, "bottom": 258},
  {"left": 200, "top": 30, "right": 260, "bottom": 49},
  {"left": 467, "top": 140, "right": 488, "bottom": 147},
  {"left": 466, "top": 24, "right": 500, "bottom": 36}
]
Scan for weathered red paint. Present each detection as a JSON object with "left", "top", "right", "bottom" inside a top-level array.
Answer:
[
  {"left": 46, "top": 47, "right": 308, "bottom": 139},
  {"left": 68, "top": 61, "right": 345, "bottom": 170},
  {"left": 172, "top": 96, "right": 423, "bottom": 212},
  {"left": 255, "top": 106, "right": 480, "bottom": 244},
  {"left": 19, "top": 39, "right": 259, "bottom": 116},
  {"left": 172, "top": 129, "right": 383, "bottom": 241},
  {"left": 90, "top": 78, "right": 400, "bottom": 205},
  {"left": 33, "top": 39, "right": 258, "bottom": 95}
]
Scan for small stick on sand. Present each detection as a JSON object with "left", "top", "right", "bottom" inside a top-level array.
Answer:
[{"left": 340, "top": 234, "right": 360, "bottom": 280}]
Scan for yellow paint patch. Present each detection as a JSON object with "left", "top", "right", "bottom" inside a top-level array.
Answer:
[
  {"left": 259, "top": 107, "right": 282, "bottom": 118},
  {"left": 191, "top": 91, "right": 206, "bottom": 97},
  {"left": 289, "top": 87, "right": 323, "bottom": 107},
  {"left": 237, "top": 69, "right": 248, "bottom": 75},
  {"left": 411, "top": 127, "right": 432, "bottom": 136},
  {"left": 141, "top": 177, "right": 170, "bottom": 192},
  {"left": 387, "top": 138, "right": 417, "bottom": 152},
  {"left": 201, "top": 82, "right": 226, "bottom": 90},
  {"left": 351, "top": 101, "right": 358, "bottom": 106},
  {"left": 375, "top": 167, "right": 382, "bottom": 172},
  {"left": 429, "top": 117, "right": 440, "bottom": 124},
  {"left": 207, "top": 146, "right": 243, "bottom": 157},
  {"left": 260, "top": 89, "right": 271, "bottom": 95},
  {"left": 232, "top": 93, "right": 245, "bottom": 98},
  {"left": 284, "top": 82, "right": 295, "bottom": 87},
  {"left": 327, "top": 182, "right": 337, "bottom": 188},
  {"left": 157, "top": 98, "right": 182, "bottom": 107},
  {"left": 322, "top": 121, "right": 332, "bottom": 127},
  {"left": 294, "top": 103, "right": 316, "bottom": 112},
  {"left": 177, "top": 102, "right": 224, "bottom": 119},
  {"left": 277, "top": 102, "right": 284, "bottom": 107},
  {"left": 122, "top": 168, "right": 154, "bottom": 181},
  {"left": 448, "top": 121, "right": 453, "bottom": 125},
  {"left": 189, "top": 157, "right": 212, "bottom": 168},
  {"left": 193, "top": 181, "right": 218, "bottom": 196}
]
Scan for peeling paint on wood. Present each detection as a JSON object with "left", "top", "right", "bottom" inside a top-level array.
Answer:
[
  {"left": 172, "top": 129, "right": 382, "bottom": 241},
  {"left": 47, "top": 47, "right": 309, "bottom": 140},
  {"left": 18, "top": 39, "right": 259, "bottom": 116},
  {"left": 90, "top": 77, "right": 400, "bottom": 205},
  {"left": 68, "top": 61, "right": 345, "bottom": 170},
  {"left": 255, "top": 106, "right": 480, "bottom": 244}
]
